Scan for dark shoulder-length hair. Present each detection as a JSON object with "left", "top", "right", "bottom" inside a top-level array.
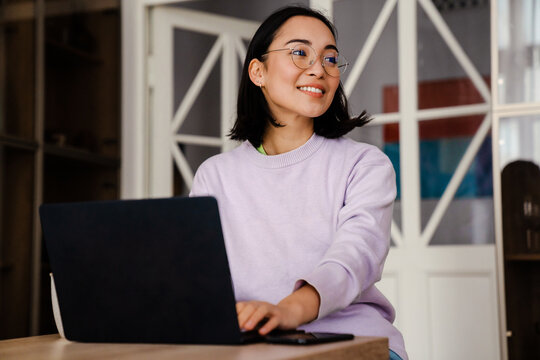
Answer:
[{"left": 229, "top": 5, "right": 370, "bottom": 147}]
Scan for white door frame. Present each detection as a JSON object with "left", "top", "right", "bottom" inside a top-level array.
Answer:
[
  {"left": 122, "top": 1, "right": 505, "bottom": 359},
  {"left": 121, "top": 0, "right": 186, "bottom": 199},
  {"left": 490, "top": 1, "right": 540, "bottom": 359},
  {"left": 150, "top": 7, "right": 257, "bottom": 195}
]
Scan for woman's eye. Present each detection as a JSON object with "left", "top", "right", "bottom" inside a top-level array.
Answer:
[
  {"left": 292, "top": 49, "right": 307, "bottom": 56},
  {"left": 324, "top": 56, "right": 338, "bottom": 65}
]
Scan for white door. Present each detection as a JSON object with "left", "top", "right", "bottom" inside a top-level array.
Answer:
[
  {"left": 333, "top": 1, "right": 500, "bottom": 359},
  {"left": 135, "top": 1, "right": 501, "bottom": 359}
]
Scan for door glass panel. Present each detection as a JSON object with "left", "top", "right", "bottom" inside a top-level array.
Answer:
[
  {"left": 173, "top": 28, "right": 223, "bottom": 197},
  {"left": 335, "top": 0, "right": 399, "bottom": 115},
  {"left": 498, "top": 0, "right": 540, "bottom": 104},
  {"left": 426, "top": 196, "right": 495, "bottom": 245},
  {"left": 173, "top": 144, "right": 221, "bottom": 196},
  {"left": 417, "top": 2, "right": 493, "bottom": 245},
  {"left": 417, "top": 0, "right": 490, "bottom": 109},
  {"left": 174, "top": 29, "right": 221, "bottom": 138},
  {"left": 418, "top": 117, "right": 494, "bottom": 246}
]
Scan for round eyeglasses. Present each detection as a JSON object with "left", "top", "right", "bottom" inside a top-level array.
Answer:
[{"left": 262, "top": 43, "right": 348, "bottom": 77}]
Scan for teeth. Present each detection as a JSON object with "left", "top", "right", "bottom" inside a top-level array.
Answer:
[{"left": 299, "top": 86, "right": 323, "bottom": 94}]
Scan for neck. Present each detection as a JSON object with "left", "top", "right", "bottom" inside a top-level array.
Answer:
[{"left": 262, "top": 117, "right": 314, "bottom": 155}]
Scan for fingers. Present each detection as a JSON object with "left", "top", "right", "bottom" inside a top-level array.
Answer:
[
  {"left": 236, "top": 302, "right": 246, "bottom": 314},
  {"left": 236, "top": 301, "right": 282, "bottom": 334},
  {"left": 258, "top": 316, "right": 280, "bottom": 335},
  {"left": 236, "top": 298, "right": 306, "bottom": 335},
  {"left": 237, "top": 302, "right": 259, "bottom": 330},
  {"left": 246, "top": 305, "right": 271, "bottom": 331}
]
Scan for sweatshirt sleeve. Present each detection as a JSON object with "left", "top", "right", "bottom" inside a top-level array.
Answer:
[
  {"left": 189, "top": 163, "right": 210, "bottom": 197},
  {"left": 300, "top": 150, "right": 397, "bottom": 319}
]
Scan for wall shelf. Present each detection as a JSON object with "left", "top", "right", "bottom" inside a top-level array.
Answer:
[
  {"left": 1, "top": 0, "right": 119, "bottom": 23},
  {"left": 0, "top": 134, "right": 38, "bottom": 151},
  {"left": 505, "top": 254, "right": 540, "bottom": 262},
  {"left": 0, "top": 1, "right": 121, "bottom": 340},
  {"left": 46, "top": 39, "right": 103, "bottom": 66},
  {"left": 43, "top": 144, "right": 120, "bottom": 167}
]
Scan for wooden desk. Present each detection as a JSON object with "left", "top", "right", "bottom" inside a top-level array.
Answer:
[{"left": 0, "top": 334, "right": 388, "bottom": 360}]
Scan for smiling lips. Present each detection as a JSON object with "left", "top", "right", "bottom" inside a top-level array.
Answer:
[{"left": 298, "top": 85, "right": 325, "bottom": 98}]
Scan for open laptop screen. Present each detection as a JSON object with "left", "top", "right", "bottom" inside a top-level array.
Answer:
[{"left": 40, "top": 196, "right": 242, "bottom": 344}]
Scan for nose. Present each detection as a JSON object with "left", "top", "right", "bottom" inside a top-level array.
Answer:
[{"left": 306, "top": 57, "right": 326, "bottom": 77}]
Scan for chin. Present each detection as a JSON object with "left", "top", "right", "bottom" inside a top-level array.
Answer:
[{"left": 303, "top": 108, "right": 329, "bottom": 119}]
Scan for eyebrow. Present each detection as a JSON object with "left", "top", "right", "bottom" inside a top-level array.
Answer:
[{"left": 284, "top": 39, "right": 339, "bottom": 52}]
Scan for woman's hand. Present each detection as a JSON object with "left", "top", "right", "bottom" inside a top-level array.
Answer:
[
  {"left": 236, "top": 284, "right": 320, "bottom": 335},
  {"left": 236, "top": 301, "right": 299, "bottom": 335}
]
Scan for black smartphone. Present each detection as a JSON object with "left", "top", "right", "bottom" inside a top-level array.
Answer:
[{"left": 264, "top": 331, "right": 354, "bottom": 345}]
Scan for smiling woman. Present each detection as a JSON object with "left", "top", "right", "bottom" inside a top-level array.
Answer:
[
  {"left": 246, "top": 15, "right": 341, "bottom": 151},
  {"left": 229, "top": 6, "right": 370, "bottom": 152},
  {"left": 189, "top": 6, "right": 407, "bottom": 360}
]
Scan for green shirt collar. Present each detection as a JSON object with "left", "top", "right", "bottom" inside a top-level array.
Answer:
[{"left": 256, "top": 144, "right": 267, "bottom": 155}]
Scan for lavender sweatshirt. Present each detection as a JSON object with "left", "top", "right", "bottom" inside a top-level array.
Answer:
[{"left": 190, "top": 133, "right": 407, "bottom": 359}]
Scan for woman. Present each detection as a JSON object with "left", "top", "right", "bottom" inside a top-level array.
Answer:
[{"left": 190, "top": 6, "right": 407, "bottom": 360}]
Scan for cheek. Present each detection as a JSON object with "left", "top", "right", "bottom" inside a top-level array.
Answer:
[
  {"left": 264, "top": 57, "right": 299, "bottom": 87},
  {"left": 328, "top": 79, "right": 340, "bottom": 96},
  {"left": 274, "top": 67, "right": 301, "bottom": 89},
  {"left": 264, "top": 69, "right": 301, "bottom": 101},
  {"left": 325, "top": 81, "right": 340, "bottom": 104}
]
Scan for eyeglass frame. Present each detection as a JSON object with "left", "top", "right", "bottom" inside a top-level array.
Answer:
[{"left": 261, "top": 43, "right": 349, "bottom": 77}]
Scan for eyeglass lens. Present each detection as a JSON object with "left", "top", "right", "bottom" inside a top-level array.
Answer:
[{"left": 290, "top": 44, "right": 347, "bottom": 77}]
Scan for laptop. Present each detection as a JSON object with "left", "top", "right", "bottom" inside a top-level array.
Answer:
[{"left": 40, "top": 196, "right": 353, "bottom": 345}]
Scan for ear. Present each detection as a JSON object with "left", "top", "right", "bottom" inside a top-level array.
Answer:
[{"left": 248, "top": 58, "right": 265, "bottom": 87}]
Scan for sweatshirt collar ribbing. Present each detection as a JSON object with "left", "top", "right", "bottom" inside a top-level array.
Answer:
[{"left": 243, "top": 133, "right": 325, "bottom": 168}]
